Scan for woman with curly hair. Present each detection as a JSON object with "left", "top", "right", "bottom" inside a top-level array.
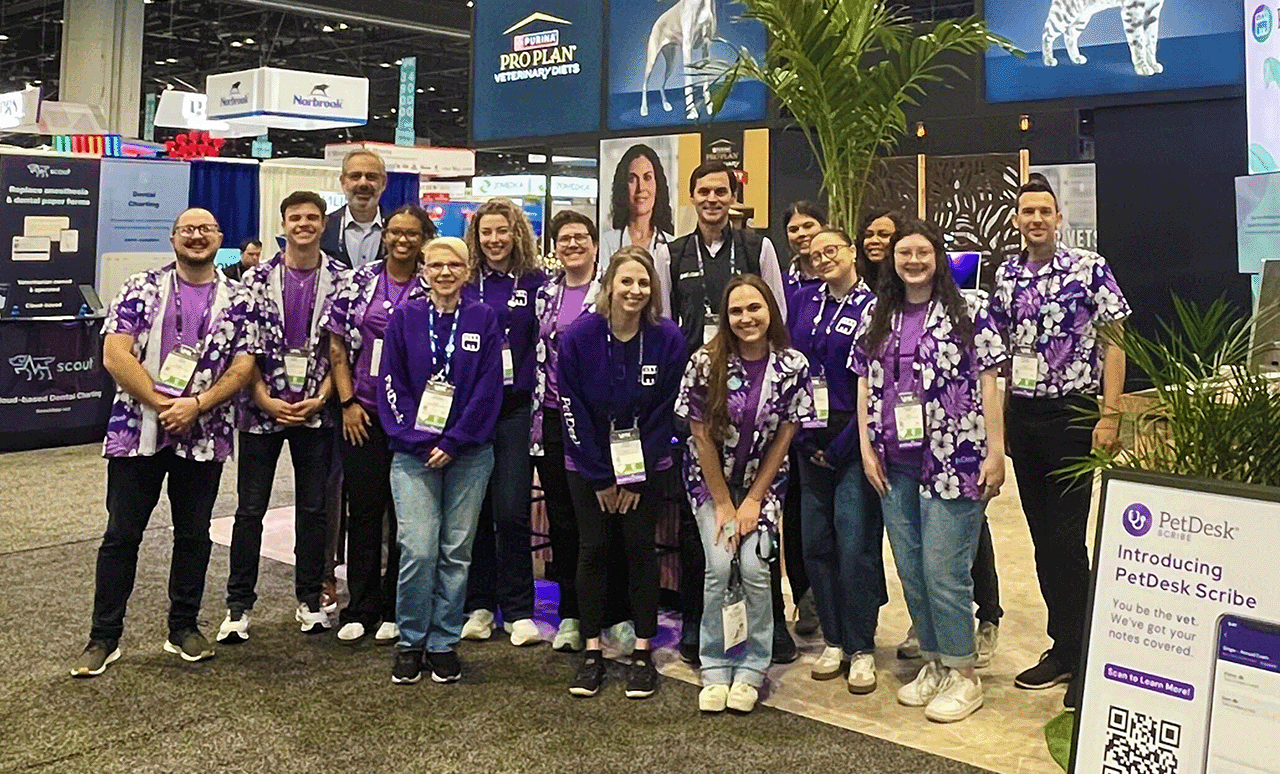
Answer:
[{"left": 599, "top": 143, "right": 676, "bottom": 317}]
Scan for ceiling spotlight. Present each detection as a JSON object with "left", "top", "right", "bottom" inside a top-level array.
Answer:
[
  {"left": 450, "top": 107, "right": 460, "bottom": 112},
  {"left": 380, "top": 62, "right": 391, "bottom": 68},
  {"left": 395, "top": 59, "right": 403, "bottom": 65},
  {"left": 322, "top": 25, "right": 334, "bottom": 33},
  {"left": 32, "top": 79, "right": 41, "bottom": 85},
  {"left": 155, "top": 59, "right": 167, "bottom": 65},
  {"left": 0, "top": 34, "right": 10, "bottom": 41},
  {"left": 165, "top": 57, "right": 177, "bottom": 63},
  {"left": 338, "top": 23, "right": 349, "bottom": 30},
  {"left": 243, "top": 38, "right": 255, "bottom": 44},
  {"left": 427, "top": 86, "right": 436, "bottom": 92},
  {"left": 416, "top": 88, "right": 424, "bottom": 94},
  {"left": 230, "top": 40, "right": 243, "bottom": 47},
  {"left": 467, "top": 1, "right": 474, "bottom": 6}
]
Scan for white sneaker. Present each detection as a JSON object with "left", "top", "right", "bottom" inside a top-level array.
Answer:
[
  {"left": 897, "top": 626, "right": 921, "bottom": 659},
  {"left": 606, "top": 620, "right": 637, "bottom": 656},
  {"left": 898, "top": 661, "right": 945, "bottom": 707},
  {"left": 698, "top": 683, "right": 729, "bottom": 712},
  {"left": 505, "top": 618, "right": 543, "bottom": 646},
  {"left": 337, "top": 622, "right": 366, "bottom": 643},
  {"left": 295, "top": 603, "right": 330, "bottom": 634},
  {"left": 847, "top": 652, "right": 877, "bottom": 695},
  {"left": 974, "top": 621, "right": 999, "bottom": 668},
  {"left": 925, "top": 669, "right": 984, "bottom": 722},
  {"left": 460, "top": 609, "right": 495, "bottom": 641},
  {"left": 553, "top": 619, "right": 583, "bottom": 652},
  {"left": 726, "top": 682, "right": 759, "bottom": 713},
  {"left": 216, "top": 610, "right": 249, "bottom": 644},
  {"left": 374, "top": 621, "right": 399, "bottom": 644},
  {"left": 811, "top": 645, "right": 845, "bottom": 680}
]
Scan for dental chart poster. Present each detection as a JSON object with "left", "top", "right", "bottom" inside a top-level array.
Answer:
[{"left": 1073, "top": 471, "right": 1280, "bottom": 774}]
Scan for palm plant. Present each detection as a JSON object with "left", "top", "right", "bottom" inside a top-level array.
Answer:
[
  {"left": 705, "top": 0, "right": 1015, "bottom": 234},
  {"left": 1063, "top": 297, "right": 1280, "bottom": 487}
]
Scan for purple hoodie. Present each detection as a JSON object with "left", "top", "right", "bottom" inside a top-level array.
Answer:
[
  {"left": 461, "top": 266, "right": 548, "bottom": 398},
  {"left": 378, "top": 296, "right": 504, "bottom": 461},
  {"left": 556, "top": 312, "right": 687, "bottom": 491}
]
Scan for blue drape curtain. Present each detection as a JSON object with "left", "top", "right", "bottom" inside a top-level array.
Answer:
[
  {"left": 189, "top": 160, "right": 260, "bottom": 250},
  {"left": 380, "top": 171, "right": 420, "bottom": 214}
]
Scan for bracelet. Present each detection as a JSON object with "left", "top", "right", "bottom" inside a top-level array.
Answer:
[{"left": 340, "top": 396, "right": 358, "bottom": 409}]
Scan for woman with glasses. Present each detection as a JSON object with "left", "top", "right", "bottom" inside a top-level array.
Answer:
[
  {"left": 676, "top": 275, "right": 814, "bottom": 713},
  {"left": 852, "top": 219, "right": 1007, "bottom": 722},
  {"left": 786, "top": 228, "right": 886, "bottom": 695},
  {"left": 459, "top": 199, "right": 549, "bottom": 647},
  {"left": 558, "top": 246, "right": 686, "bottom": 699},
  {"left": 326, "top": 205, "right": 437, "bottom": 645},
  {"left": 380, "top": 236, "right": 503, "bottom": 685}
]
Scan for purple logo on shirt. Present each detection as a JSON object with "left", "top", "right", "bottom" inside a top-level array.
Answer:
[{"left": 1122, "top": 503, "right": 1153, "bottom": 537}]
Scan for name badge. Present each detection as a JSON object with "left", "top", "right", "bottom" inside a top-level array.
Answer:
[
  {"left": 157, "top": 344, "right": 200, "bottom": 396},
  {"left": 609, "top": 427, "right": 646, "bottom": 486},
  {"left": 1012, "top": 351, "right": 1040, "bottom": 397},
  {"left": 284, "top": 348, "right": 310, "bottom": 392},
  {"left": 415, "top": 380, "right": 455, "bottom": 432},
  {"left": 703, "top": 313, "right": 718, "bottom": 345},
  {"left": 893, "top": 392, "right": 925, "bottom": 449},
  {"left": 370, "top": 338, "right": 383, "bottom": 378},
  {"left": 811, "top": 376, "right": 829, "bottom": 426},
  {"left": 501, "top": 344, "right": 515, "bottom": 387}
]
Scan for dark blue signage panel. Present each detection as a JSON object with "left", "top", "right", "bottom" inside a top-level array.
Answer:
[{"left": 472, "top": 0, "right": 603, "bottom": 141}]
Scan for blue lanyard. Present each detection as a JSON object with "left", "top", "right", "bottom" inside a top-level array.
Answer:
[
  {"left": 606, "top": 325, "right": 645, "bottom": 430},
  {"left": 428, "top": 302, "right": 460, "bottom": 381}
]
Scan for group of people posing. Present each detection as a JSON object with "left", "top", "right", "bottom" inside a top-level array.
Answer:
[{"left": 72, "top": 150, "right": 1129, "bottom": 725}]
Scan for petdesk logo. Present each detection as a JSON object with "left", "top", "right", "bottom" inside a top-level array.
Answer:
[
  {"left": 1122, "top": 503, "right": 1153, "bottom": 537},
  {"left": 1154, "top": 505, "right": 1237, "bottom": 543},
  {"left": 220, "top": 80, "right": 249, "bottom": 108},
  {"left": 293, "top": 84, "right": 343, "bottom": 110},
  {"left": 1255, "top": 5, "right": 1274, "bottom": 42}
]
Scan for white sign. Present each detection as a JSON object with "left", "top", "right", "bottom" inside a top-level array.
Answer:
[
  {"left": 421, "top": 180, "right": 468, "bottom": 197},
  {"left": 0, "top": 87, "right": 40, "bottom": 131},
  {"left": 323, "top": 141, "right": 475, "bottom": 177},
  {"left": 1030, "top": 163, "right": 1097, "bottom": 251},
  {"left": 1248, "top": 1, "right": 1280, "bottom": 173},
  {"left": 206, "top": 67, "right": 368, "bottom": 131},
  {"left": 550, "top": 176, "right": 598, "bottom": 199},
  {"left": 473, "top": 174, "right": 546, "bottom": 198},
  {"left": 1075, "top": 471, "right": 1280, "bottom": 774}
]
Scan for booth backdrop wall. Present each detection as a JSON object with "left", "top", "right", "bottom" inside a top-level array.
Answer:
[{"left": 189, "top": 160, "right": 259, "bottom": 253}]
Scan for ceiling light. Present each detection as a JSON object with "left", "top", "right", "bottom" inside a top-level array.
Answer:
[
  {"left": 32, "top": 79, "right": 41, "bottom": 84},
  {"left": 230, "top": 40, "right": 243, "bottom": 47},
  {"left": 427, "top": 86, "right": 435, "bottom": 92},
  {"left": 0, "top": 34, "right": 10, "bottom": 41},
  {"left": 165, "top": 57, "right": 177, "bottom": 63},
  {"left": 338, "top": 23, "right": 349, "bottom": 30},
  {"left": 416, "top": 88, "right": 423, "bottom": 94},
  {"left": 243, "top": 38, "right": 255, "bottom": 44},
  {"left": 390, "top": 108, "right": 397, "bottom": 113},
  {"left": 450, "top": 107, "right": 460, "bottom": 112},
  {"left": 395, "top": 59, "right": 403, "bottom": 66},
  {"left": 380, "top": 62, "right": 391, "bottom": 68},
  {"left": 467, "top": 1, "right": 474, "bottom": 6},
  {"left": 322, "top": 25, "right": 334, "bottom": 32},
  {"left": 155, "top": 59, "right": 167, "bottom": 65}
]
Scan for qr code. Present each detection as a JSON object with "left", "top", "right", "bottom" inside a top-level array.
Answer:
[{"left": 1103, "top": 706, "right": 1181, "bottom": 774}]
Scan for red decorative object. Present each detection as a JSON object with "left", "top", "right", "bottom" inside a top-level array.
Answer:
[{"left": 166, "top": 129, "right": 224, "bottom": 159}]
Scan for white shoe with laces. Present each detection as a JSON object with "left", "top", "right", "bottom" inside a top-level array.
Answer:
[
  {"left": 925, "top": 669, "right": 984, "bottom": 722},
  {"left": 216, "top": 610, "right": 249, "bottom": 644},
  {"left": 974, "top": 621, "right": 999, "bottom": 668},
  {"left": 847, "top": 652, "right": 877, "bottom": 694},
  {"left": 505, "top": 618, "right": 543, "bottom": 646},
  {"left": 337, "top": 622, "right": 366, "bottom": 643},
  {"left": 898, "top": 660, "right": 946, "bottom": 707},
  {"left": 460, "top": 609, "right": 495, "bottom": 640}
]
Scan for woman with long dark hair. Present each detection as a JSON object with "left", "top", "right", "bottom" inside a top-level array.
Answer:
[
  {"left": 676, "top": 275, "right": 814, "bottom": 713},
  {"left": 782, "top": 201, "right": 827, "bottom": 306},
  {"left": 853, "top": 219, "right": 1007, "bottom": 723},
  {"left": 600, "top": 144, "right": 676, "bottom": 317}
]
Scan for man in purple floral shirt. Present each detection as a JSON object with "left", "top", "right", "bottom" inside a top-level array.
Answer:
[
  {"left": 71, "top": 209, "right": 257, "bottom": 678},
  {"left": 991, "top": 175, "right": 1130, "bottom": 705}
]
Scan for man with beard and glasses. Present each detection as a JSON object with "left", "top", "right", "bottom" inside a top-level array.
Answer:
[
  {"left": 71, "top": 209, "right": 258, "bottom": 677},
  {"left": 218, "top": 191, "right": 351, "bottom": 643}
]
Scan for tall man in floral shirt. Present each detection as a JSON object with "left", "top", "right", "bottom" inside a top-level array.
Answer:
[
  {"left": 219, "top": 191, "right": 350, "bottom": 643},
  {"left": 71, "top": 209, "right": 257, "bottom": 678},
  {"left": 991, "top": 176, "right": 1130, "bottom": 706}
]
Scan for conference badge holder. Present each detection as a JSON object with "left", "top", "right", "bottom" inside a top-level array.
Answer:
[
  {"left": 415, "top": 380, "right": 454, "bottom": 433},
  {"left": 501, "top": 344, "right": 515, "bottom": 387},
  {"left": 894, "top": 393, "right": 925, "bottom": 449},
  {"left": 703, "top": 312, "right": 718, "bottom": 345},
  {"left": 610, "top": 427, "right": 647, "bottom": 486},
  {"left": 284, "top": 348, "right": 310, "bottom": 392},
  {"left": 156, "top": 345, "right": 200, "bottom": 396},
  {"left": 1012, "top": 350, "right": 1040, "bottom": 397},
  {"left": 722, "top": 550, "right": 748, "bottom": 652},
  {"left": 811, "top": 376, "right": 829, "bottom": 426},
  {"left": 369, "top": 338, "right": 383, "bottom": 378}
]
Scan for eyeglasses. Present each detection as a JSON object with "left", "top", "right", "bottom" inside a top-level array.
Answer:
[
  {"left": 814, "top": 244, "right": 849, "bottom": 261},
  {"left": 386, "top": 228, "right": 423, "bottom": 240},
  {"left": 556, "top": 233, "right": 592, "bottom": 245},
  {"left": 174, "top": 224, "right": 221, "bottom": 237},
  {"left": 425, "top": 261, "right": 467, "bottom": 275}
]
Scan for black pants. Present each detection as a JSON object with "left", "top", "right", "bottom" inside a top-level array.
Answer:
[
  {"left": 338, "top": 412, "right": 398, "bottom": 627},
  {"left": 227, "top": 427, "right": 333, "bottom": 612},
  {"left": 770, "top": 451, "right": 810, "bottom": 628},
  {"left": 91, "top": 449, "right": 223, "bottom": 641},
  {"left": 673, "top": 443, "right": 704, "bottom": 643},
  {"left": 532, "top": 406, "right": 630, "bottom": 624},
  {"left": 972, "top": 517, "right": 1002, "bottom": 625},
  {"left": 567, "top": 467, "right": 672, "bottom": 641},
  {"left": 1007, "top": 394, "right": 1094, "bottom": 663}
]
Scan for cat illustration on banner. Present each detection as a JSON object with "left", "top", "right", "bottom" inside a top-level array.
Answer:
[{"left": 1042, "top": 0, "right": 1166, "bottom": 76}]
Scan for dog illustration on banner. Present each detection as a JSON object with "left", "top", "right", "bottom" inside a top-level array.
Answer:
[
  {"left": 9, "top": 354, "right": 55, "bottom": 381},
  {"left": 1042, "top": 0, "right": 1167, "bottom": 76},
  {"left": 640, "top": 0, "right": 717, "bottom": 120}
]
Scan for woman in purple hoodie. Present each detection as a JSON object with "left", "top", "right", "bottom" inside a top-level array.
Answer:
[
  {"left": 379, "top": 236, "right": 503, "bottom": 687},
  {"left": 557, "top": 246, "right": 687, "bottom": 700}
]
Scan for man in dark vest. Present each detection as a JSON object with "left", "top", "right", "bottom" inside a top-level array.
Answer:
[{"left": 667, "top": 160, "right": 794, "bottom": 665}]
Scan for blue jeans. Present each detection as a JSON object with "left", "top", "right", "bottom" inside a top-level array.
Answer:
[
  {"left": 880, "top": 465, "right": 984, "bottom": 668},
  {"left": 696, "top": 494, "right": 772, "bottom": 688},
  {"left": 799, "top": 457, "right": 887, "bottom": 655},
  {"left": 390, "top": 447, "right": 494, "bottom": 653}
]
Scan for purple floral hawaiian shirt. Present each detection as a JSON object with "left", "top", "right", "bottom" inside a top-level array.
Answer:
[
  {"left": 324, "top": 259, "right": 428, "bottom": 376},
  {"left": 529, "top": 272, "right": 599, "bottom": 456},
  {"left": 102, "top": 263, "right": 258, "bottom": 462},
  {"left": 851, "top": 292, "right": 1008, "bottom": 501},
  {"left": 990, "top": 247, "right": 1130, "bottom": 398}
]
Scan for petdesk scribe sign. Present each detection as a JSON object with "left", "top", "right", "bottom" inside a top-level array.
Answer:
[
  {"left": 1073, "top": 470, "right": 1280, "bottom": 774},
  {"left": 205, "top": 66, "right": 368, "bottom": 131}
]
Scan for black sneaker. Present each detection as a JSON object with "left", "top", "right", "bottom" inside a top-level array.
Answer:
[
  {"left": 678, "top": 640, "right": 701, "bottom": 666},
  {"left": 1064, "top": 677, "right": 1081, "bottom": 711},
  {"left": 1015, "top": 651, "right": 1073, "bottom": 689},
  {"left": 625, "top": 655, "right": 658, "bottom": 699},
  {"left": 163, "top": 628, "right": 215, "bottom": 662},
  {"left": 391, "top": 649, "right": 423, "bottom": 685},
  {"left": 70, "top": 639, "right": 120, "bottom": 678},
  {"left": 570, "top": 651, "right": 606, "bottom": 697},
  {"left": 427, "top": 650, "right": 462, "bottom": 683},
  {"left": 771, "top": 625, "right": 799, "bottom": 664}
]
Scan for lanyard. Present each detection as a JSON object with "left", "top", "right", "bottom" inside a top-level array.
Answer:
[
  {"left": 805, "top": 288, "right": 852, "bottom": 376},
  {"left": 281, "top": 264, "right": 320, "bottom": 340},
  {"left": 606, "top": 326, "right": 645, "bottom": 430},
  {"left": 695, "top": 237, "right": 737, "bottom": 315},
  {"left": 891, "top": 303, "right": 932, "bottom": 384},
  {"left": 428, "top": 302, "right": 461, "bottom": 381},
  {"left": 379, "top": 267, "right": 413, "bottom": 312},
  {"left": 171, "top": 272, "right": 213, "bottom": 341},
  {"left": 1015, "top": 256, "right": 1057, "bottom": 349}
]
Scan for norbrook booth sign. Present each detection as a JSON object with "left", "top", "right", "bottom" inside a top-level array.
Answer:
[{"left": 204, "top": 66, "right": 368, "bottom": 131}]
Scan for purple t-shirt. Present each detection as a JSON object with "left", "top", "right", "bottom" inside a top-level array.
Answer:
[
  {"left": 543, "top": 282, "right": 592, "bottom": 409},
  {"left": 354, "top": 272, "right": 415, "bottom": 409},
  {"left": 729, "top": 354, "right": 769, "bottom": 485},
  {"left": 158, "top": 277, "right": 216, "bottom": 365},
  {"left": 884, "top": 301, "right": 929, "bottom": 467},
  {"left": 283, "top": 266, "right": 319, "bottom": 350}
]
